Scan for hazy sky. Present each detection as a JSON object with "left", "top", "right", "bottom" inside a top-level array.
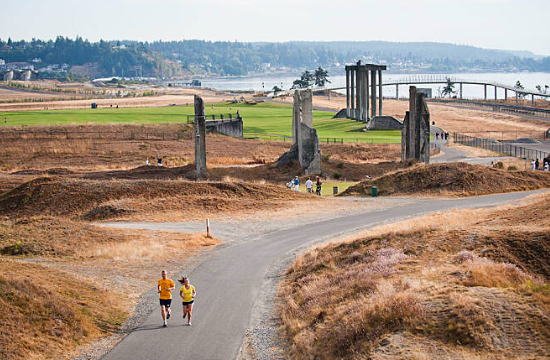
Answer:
[{"left": 2, "top": 0, "right": 549, "bottom": 55}]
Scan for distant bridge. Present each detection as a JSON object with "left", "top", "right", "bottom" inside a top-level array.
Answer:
[{"left": 291, "top": 75, "right": 550, "bottom": 103}]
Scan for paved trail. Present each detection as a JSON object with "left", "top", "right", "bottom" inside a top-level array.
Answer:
[{"left": 101, "top": 190, "right": 542, "bottom": 360}]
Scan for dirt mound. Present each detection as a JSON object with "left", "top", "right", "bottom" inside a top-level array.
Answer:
[
  {"left": 342, "top": 162, "right": 550, "bottom": 196},
  {"left": 11, "top": 168, "right": 76, "bottom": 176},
  {"left": 0, "top": 177, "right": 310, "bottom": 219}
]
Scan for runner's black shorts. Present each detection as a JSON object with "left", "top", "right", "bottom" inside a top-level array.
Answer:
[
  {"left": 182, "top": 300, "right": 194, "bottom": 306},
  {"left": 160, "top": 299, "right": 172, "bottom": 307}
]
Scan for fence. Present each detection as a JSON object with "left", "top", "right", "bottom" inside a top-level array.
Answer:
[
  {"left": 429, "top": 99, "right": 550, "bottom": 120},
  {"left": 454, "top": 130, "right": 548, "bottom": 141},
  {"left": 246, "top": 133, "right": 384, "bottom": 144},
  {"left": 454, "top": 132, "right": 549, "bottom": 161},
  {"left": 0, "top": 129, "right": 185, "bottom": 141}
]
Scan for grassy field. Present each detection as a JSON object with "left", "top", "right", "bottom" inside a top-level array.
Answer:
[{"left": 0, "top": 102, "right": 401, "bottom": 144}]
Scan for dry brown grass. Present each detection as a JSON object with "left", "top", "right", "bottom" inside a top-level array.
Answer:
[
  {"left": 280, "top": 192, "right": 550, "bottom": 359},
  {"left": 0, "top": 260, "right": 127, "bottom": 360},
  {"left": 342, "top": 162, "right": 550, "bottom": 197}
]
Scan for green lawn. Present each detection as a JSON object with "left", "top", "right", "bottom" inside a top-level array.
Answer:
[{"left": 0, "top": 102, "right": 401, "bottom": 144}]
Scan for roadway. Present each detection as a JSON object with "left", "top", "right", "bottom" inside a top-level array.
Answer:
[{"left": 100, "top": 190, "right": 543, "bottom": 360}]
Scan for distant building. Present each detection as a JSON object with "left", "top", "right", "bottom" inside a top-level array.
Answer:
[
  {"left": 417, "top": 88, "right": 432, "bottom": 98},
  {"left": 5, "top": 62, "right": 34, "bottom": 71}
]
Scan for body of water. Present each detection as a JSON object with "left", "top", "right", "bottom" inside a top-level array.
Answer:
[{"left": 201, "top": 72, "right": 550, "bottom": 99}]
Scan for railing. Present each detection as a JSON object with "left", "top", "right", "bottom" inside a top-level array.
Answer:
[
  {"left": 186, "top": 114, "right": 240, "bottom": 124},
  {"left": 429, "top": 99, "right": 550, "bottom": 119},
  {"left": 454, "top": 132, "right": 549, "bottom": 161}
]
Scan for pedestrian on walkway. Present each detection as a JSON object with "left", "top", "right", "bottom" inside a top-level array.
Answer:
[
  {"left": 179, "top": 277, "right": 196, "bottom": 326},
  {"left": 158, "top": 270, "right": 175, "bottom": 327},
  {"left": 435, "top": 133, "right": 439, "bottom": 140},
  {"left": 305, "top": 177, "right": 313, "bottom": 193},
  {"left": 545, "top": 161, "right": 549, "bottom": 171},
  {"left": 535, "top": 158, "right": 539, "bottom": 170},
  {"left": 157, "top": 157, "right": 163, "bottom": 167},
  {"left": 315, "top": 176, "right": 322, "bottom": 196},
  {"left": 531, "top": 159, "right": 536, "bottom": 170},
  {"left": 294, "top": 176, "right": 300, "bottom": 191}
]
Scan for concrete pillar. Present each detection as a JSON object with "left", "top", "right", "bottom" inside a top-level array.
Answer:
[
  {"left": 345, "top": 69, "right": 350, "bottom": 118},
  {"left": 365, "top": 69, "right": 370, "bottom": 120},
  {"left": 371, "top": 69, "right": 377, "bottom": 118},
  {"left": 494, "top": 86, "right": 497, "bottom": 100},
  {"left": 356, "top": 68, "right": 362, "bottom": 121},
  {"left": 350, "top": 70, "right": 355, "bottom": 119},
  {"left": 378, "top": 70, "right": 383, "bottom": 116},
  {"left": 532, "top": 94, "right": 535, "bottom": 105},
  {"left": 459, "top": 83, "right": 463, "bottom": 99},
  {"left": 363, "top": 69, "right": 369, "bottom": 121},
  {"left": 396, "top": 84, "right": 399, "bottom": 100},
  {"left": 504, "top": 88, "right": 508, "bottom": 101},
  {"left": 194, "top": 95, "right": 207, "bottom": 180},
  {"left": 484, "top": 84, "right": 487, "bottom": 100},
  {"left": 515, "top": 92, "right": 518, "bottom": 104}
]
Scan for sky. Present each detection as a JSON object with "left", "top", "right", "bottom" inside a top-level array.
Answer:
[{"left": 1, "top": 0, "right": 549, "bottom": 55}]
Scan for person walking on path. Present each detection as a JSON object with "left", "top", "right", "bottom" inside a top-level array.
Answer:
[
  {"left": 179, "top": 277, "right": 196, "bottom": 326},
  {"left": 315, "top": 176, "right": 322, "bottom": 196},
  {"left": 3, "top": 118, "right": 6, "bottom": 124},
  {"left": 158, "top": 270, "right": 175, "bottom": 327},
  {"left": 157, "top": 157, "right": 163, "bottom": 167},
  {"left": 294, "top": 176, "right": 300, "bottom": 191},
  {"left": 435, "top": 133, "right": 439, "bottom": 140},
  {"left": 531, "top": 159, "right": 536, "bottom": 171},
  {"left": 305, "top": 177, "right": 313, "bottom": 193},
  {"left": 535, "top": 159, "right": 539, "bottom": 170}
]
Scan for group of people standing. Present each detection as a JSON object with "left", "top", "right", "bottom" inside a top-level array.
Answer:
[
  {"left": 287, "top": 176, "right": 322, "bottom": 195},
  {"left": 157, "top": 270, "right": 196, "bottom": 327},
  {"left": 531, "top": 158, "right": 550, "bottom": 171},
  {"left": 146, "top": 157, "right": 163, "bottom": 166},
  {"left": 435, "top": 132, "right": 449, "bottom": 141}
]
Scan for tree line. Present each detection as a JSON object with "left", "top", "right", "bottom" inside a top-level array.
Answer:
[{"left": 1, "top": 37, "right": 550, "bottom": 80}]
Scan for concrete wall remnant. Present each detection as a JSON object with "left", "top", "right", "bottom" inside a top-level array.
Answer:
[
  {"left": 277, "top": 89, "right": 321, "bottom": 175},
  {"left": 401, "top": 86, "right": 430, "bottom": 164},
  {"left": 206, "top": 117, "right": 243, "bottom": 138},
  {"left": 194, "top": 95, "right": 207, "bottom": 179},
  {"left": 366, "top": 116, "right": 403, "bottom": 130}
]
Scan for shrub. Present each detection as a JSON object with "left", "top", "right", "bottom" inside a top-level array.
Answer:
[
  {"left": 333, "top": 172, "right": 342, "bottom": 180},
  {"left": 337, "top": 162, "right": 344, "bottom": 169},
  {"left": 323, "top": 154, "right": 331, "bottom": 162},
  {"left": 507, "top": 165, "right": 518, "bottom": 170},
  {"left": 495, "top": 161, "right": 504, "bottom": 169}
]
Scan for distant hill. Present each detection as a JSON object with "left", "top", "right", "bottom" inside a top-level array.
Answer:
[{"left": 1, "top": 37, "right": 549, "bottom": 80}]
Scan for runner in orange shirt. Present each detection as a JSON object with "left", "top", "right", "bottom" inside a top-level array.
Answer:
[{"left": 158, "top": 270, "right": 175, "bottom": 327}]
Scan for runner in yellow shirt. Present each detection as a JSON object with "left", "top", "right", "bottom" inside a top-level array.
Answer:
[
  {"left": 178, "top": 276, "right": 196, "bottom": 326},
  {"left": 158, "top": 270, "right": 175, "bottom": 327}
]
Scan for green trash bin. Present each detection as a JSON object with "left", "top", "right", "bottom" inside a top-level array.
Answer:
[{"left": 371, "top": 186, "right": 378, "bottom": 197}]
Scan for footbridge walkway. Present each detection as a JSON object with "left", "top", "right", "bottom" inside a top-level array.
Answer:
[{"left": 287, "top": 75, "right": 550, "bottom": 103}]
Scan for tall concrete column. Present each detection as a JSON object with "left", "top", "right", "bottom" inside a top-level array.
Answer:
[
  {"left": 356, "top": 68, "right": 362, "bottom": 120},
  {"left": 494, "top": 86, "right": 497, "bottom": 100},
  {"left": 504, "top": 88, "right": 508, "bottom": 101},
  {"left": 365, "top": 69, "right": 370, "bottom": 120},
  {"left": 459, "top": 83, "right": 463, "bottom": 99},
  {"left": 484, "top": 84, "right": 487, "bottom": 100},
  {"left": 350, "top": 70, "right": 355, "bottom": 119},
  {"left": 362, "top": 69, "right": 368, "bottom": 121},
  {"left": 371, "top": 69, "right": 377, "bottom": 118},
  {"left": 345, "top": 69, "right": 350, "bottom": 118},
  {"left": 194, "top": 95, "right": 207, "bottom": 180},
  {"left": 378, "top": 70, "right": 383, "bottom": 116},
  {"left": 532, "top": 94, "right": 535, "bottom": 105},
  {"left": 396, "top": 84, "right": 399, "bottom": 100}
]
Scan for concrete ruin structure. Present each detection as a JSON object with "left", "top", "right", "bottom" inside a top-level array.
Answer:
[
  {"left": 345, "top": 61, "right": 387, "bottom": 122},
  {"left": 194, "top": 95, "right": 207, "bottom": 179},
  {"left": 365, "top": 116, "right": 403, "bottom": 130},
  {"left": 277, "top": 89, "right": 321, "bottom": 174},
  {"left": 206, "top": 115, "right": 243, "bottom": 138},
  {"left": 401, "top": 86, "right": 430, "bottom": 164}
]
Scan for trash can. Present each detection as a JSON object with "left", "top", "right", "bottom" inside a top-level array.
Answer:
[
  {"left": 371, "top": 186, "right": 378, "bottom": 197},
  {"left": 333, "top": 186, "right": 339, "bottom": 195}
]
